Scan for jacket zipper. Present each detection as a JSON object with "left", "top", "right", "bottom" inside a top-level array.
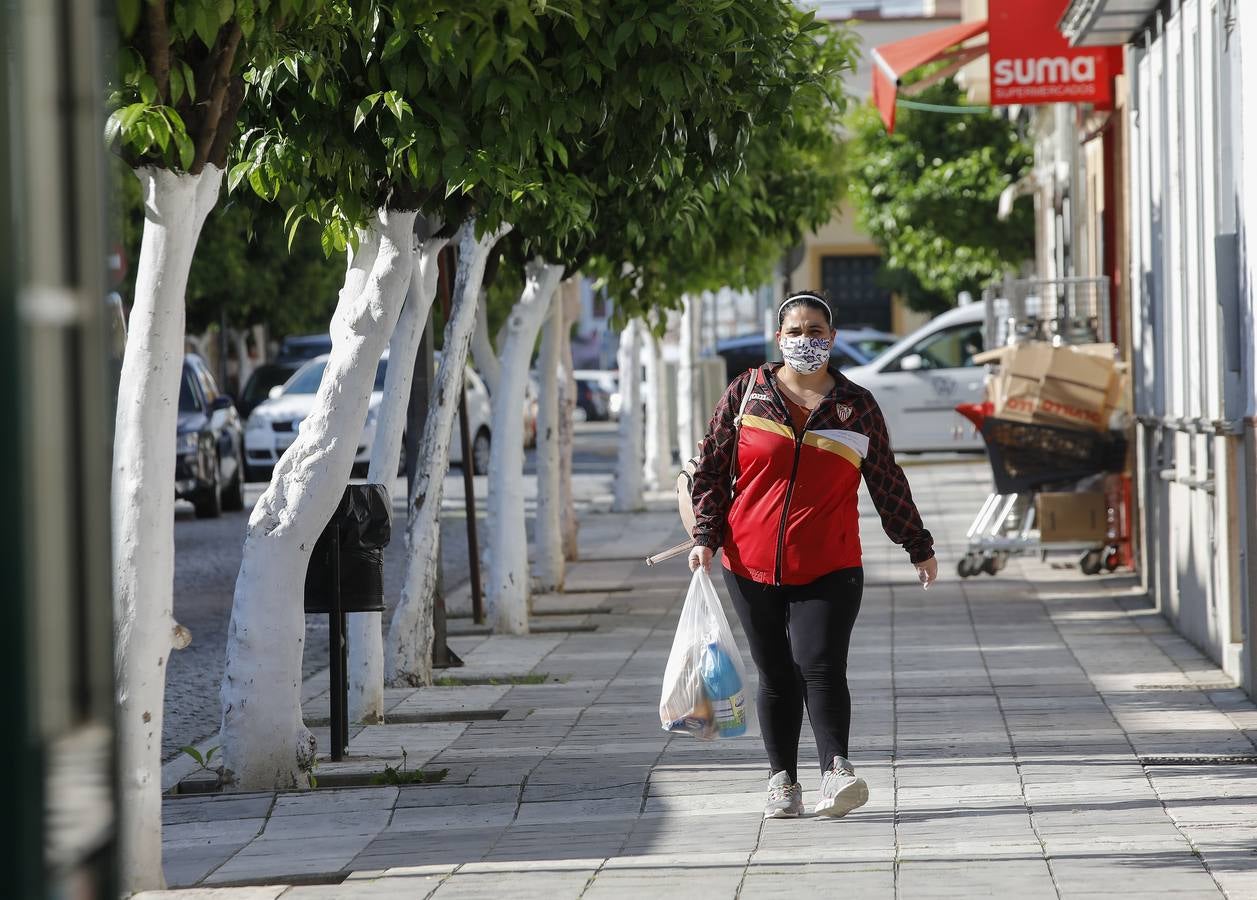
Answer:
[{"left": 768, "top": 376, "right": 826, "bottom": 586}]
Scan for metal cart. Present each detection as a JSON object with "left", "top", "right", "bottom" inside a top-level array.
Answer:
[
  {"left": 957, "top": 276, "right": 1130, "bottom": 578},
  {"left": 957, "top": 417, "right": 1127, "bottom": 578}
]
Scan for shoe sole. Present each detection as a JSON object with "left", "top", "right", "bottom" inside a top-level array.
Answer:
[
  {"left": 764, "top": 807, "right": 803, "bottom": 820},
  {"left": 813, "top": 779, "right": 869, "bottom": 818}
]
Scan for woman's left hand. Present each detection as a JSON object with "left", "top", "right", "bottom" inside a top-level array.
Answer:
[{"left": 916, "top": 557, "right": 938, "bottom": 591}]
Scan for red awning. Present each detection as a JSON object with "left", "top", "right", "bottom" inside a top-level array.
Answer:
[{"left": 872, "top": 19, "right": 988, "bottom": 133}]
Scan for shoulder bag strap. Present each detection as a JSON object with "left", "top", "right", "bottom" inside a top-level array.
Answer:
[{"left": 729, "top": 368, "right": 757, "bottom": 496}]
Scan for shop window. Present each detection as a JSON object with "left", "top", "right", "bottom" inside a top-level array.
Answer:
[{"left": 819, "top": 254, "right": 892, "bottom": 332}]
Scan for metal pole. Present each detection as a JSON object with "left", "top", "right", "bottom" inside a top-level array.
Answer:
[{"left": 328, "top": 526, "right": 346, "bottom": 761}]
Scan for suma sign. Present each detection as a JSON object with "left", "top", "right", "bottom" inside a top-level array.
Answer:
[{"left": 988, "top": 0, "right": 1122, "bottom": 107}]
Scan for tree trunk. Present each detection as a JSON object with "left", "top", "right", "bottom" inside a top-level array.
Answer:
[
  {"left": 469, "top": 287, "right": 500, "bottom": 395},
  {"left": 643, "top": 330, "right": 671, "bottom": 490},
  {"left": 386, "top": 218, "right": 511, "bottom": 686},
  {"left": 113, "top": 164, "right": 222, "bottom": 894},
  {"left": 347, "top": 235, "right": 447, "bottom": 724},
  {"left": 613, "top": 318, "right": 645, "bottom": 512},
  {"left": 219, "top": 208, "right": 417, "bottom": 790},
  {"left": 233, "top": 328, "right": 253, "bottom": 397},
  {"left": 533, "top": 280, "right": 566, "bottom": 591},
  {"left": 676, "top": 293, "right": 700, "bottom": 461},
  {"left": 486, "top": 258, "right": 564, "bottom": 634},
  {"left": 558, "top": 284, "right": 579, "bottom": 559}
]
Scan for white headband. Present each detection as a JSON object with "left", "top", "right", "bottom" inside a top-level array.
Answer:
[{"left": 778, "top": 292, "right": 833, "bottom": 325}]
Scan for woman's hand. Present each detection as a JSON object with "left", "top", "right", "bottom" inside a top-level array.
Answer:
[
  {"left": 916, "top": 557, "right": 938, "bottom": 590},
  {"left": 688, "top": 545, "right": 713, "bottom": 573}
]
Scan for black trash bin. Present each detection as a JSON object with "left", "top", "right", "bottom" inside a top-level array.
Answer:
[
  {"left": 305, "top": 483, "right": 391, "bottom": 614},
  {"left": 304, "top": 483, "right": 391, "bottom": 759}
]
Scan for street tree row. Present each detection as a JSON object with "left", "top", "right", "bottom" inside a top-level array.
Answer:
[{"left": 107, "top": 1, "right": 856, "bottom": 891}]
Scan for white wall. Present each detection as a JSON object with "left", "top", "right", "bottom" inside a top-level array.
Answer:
[{"left": 1126, "top": 0, "right": 1252, "bottom": 689}]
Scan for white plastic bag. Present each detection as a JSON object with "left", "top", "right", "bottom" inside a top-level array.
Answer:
[{"left": 659, "top": 568, "right": 754, "bottom": 740}]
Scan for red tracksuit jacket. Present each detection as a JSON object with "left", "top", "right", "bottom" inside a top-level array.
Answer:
[{"left": 691, "top": 363, "right": 934, "bottom": 586}]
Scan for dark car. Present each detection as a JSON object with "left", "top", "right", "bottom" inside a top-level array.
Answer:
[
  {"left": 574, "top": 378, "right": 611, "bottom": 421},
  {"left": 277, "top": 333, "right": 333, "bottom": 363},
  {"left": 236, "top": 360, "right": 304, "bottom": 419},
  {"left": 715, "top": 328, "right": 898, "bottom": 383},
  {"left": 177, "top": 354, "right": 246, "bottom": 518}
]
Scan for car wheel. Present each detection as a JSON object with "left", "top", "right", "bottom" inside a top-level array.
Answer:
[
  {"left": 573, "top": 406, "right": 589, "bottom": 423},
  {"left": 472, "top": 428, "right": 491, "bottom": 475},
  {"left": 193, "top": 467, "right": 223, "bottom": 519},
  {"left": 221, "top": 446, "right": 246, "bottom": 511}
]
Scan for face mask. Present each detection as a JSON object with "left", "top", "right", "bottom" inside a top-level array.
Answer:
[{"left": 779, "top": 336, "right": 831, "bottom": 374}]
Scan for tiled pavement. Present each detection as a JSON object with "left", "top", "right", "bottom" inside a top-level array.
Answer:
[{"left": 142, "top": 461, "right": 1257, "bottom": 899}]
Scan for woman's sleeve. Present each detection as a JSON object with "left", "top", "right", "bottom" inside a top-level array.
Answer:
[
  {"left": 689, "top": 372, "right": 751, "bottom": 550},
  {"left": 861, "top": 400, "right": 935, "bottom": 564}
]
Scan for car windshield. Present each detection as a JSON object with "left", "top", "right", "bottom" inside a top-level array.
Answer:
[
  {"left": 178, "top": 369, "right": 200, "bottom": 412},
  {"left": 242, "top": 367, "right": 292, "bottom": 405},
  {"left": 284, "top": 358, "right": 387, "bottom": 395},
  {"left": 850, "top": 336, "right": 896, "bottom": 358}
]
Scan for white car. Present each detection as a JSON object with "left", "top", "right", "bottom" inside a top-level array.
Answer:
[
  {"left": 842, "top": 303, "right": 988, "bottom": 453},
  {"left": 244, "top": 353, "right": 493, "bottom": 480}
]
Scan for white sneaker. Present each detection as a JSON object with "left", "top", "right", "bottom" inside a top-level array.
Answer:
[
  {"left": 814, "top": 756, "right": 868, "bottom": 818},
  {"left": 764, "top": 770, "right": 804, "bottom": 819}
]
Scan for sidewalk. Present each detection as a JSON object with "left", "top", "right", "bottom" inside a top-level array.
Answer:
[{"left": 144, "top": 461, "right": 1257, "bottom": 899}]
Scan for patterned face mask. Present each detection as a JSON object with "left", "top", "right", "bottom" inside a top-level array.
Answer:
[{"left": 779, "top": 336, "right": 832, "bottom": 374}]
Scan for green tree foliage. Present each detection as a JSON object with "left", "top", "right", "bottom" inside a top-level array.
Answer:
[
  {"left": 845, "top": 79, "right": 1035, "bottom": 313},
  {"left": 108, "top": 0, "right": 326, "bottom": 173},
  {"left": 591, "top": 11, "right": 859, "bottom": 323}
]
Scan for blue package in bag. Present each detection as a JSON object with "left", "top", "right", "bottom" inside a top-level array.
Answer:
[{"left": 700, "top": 641, "right": 747, "bottom": 737}]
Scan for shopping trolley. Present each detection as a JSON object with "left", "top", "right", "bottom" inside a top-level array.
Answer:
[{"left": 957, "top": 416, "right": 1128, "bottom": 578}]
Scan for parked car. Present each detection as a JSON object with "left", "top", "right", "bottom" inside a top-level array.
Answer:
[
  {"left": 277, "top": 333, "right": 333, "bottom": 362},
  {"left": 715, "top": 327, "right": 898, "bottom": 383},
  {"left": 177, "top": 354, "right": 245, "bottom": 518},
  {"left": 842, "top": 303, "right": 988, "bottom": 453},
  {"left": 573, "top": 375, "right": 612, "bottom": 422},
  {"left": 244, "top": 353, "right": 493, "bottom": 480},
  {"left": 236, "top": 360, "right": 303, "bottom": 419}
]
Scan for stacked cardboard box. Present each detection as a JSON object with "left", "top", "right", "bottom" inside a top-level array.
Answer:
[
  {"left": 1036, "top": 491, "right": 1109, "bottom": 542},
  {"left": 975, "top": 341, "right": 1126, "bottom": 433}
]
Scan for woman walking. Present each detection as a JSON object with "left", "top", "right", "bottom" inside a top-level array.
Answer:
[{"left": 688, "top": 291, "right": 937, "bottom": 819}]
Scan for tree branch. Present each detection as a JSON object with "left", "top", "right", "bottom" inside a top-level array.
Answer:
[
  {"left": 206, "top": 76, "right": 245, "bottom": 169},
  {"left": 191, "top": 22, "right": 244, "bottom": 174},
  {"left": 142, "top": 0, "right": 171, "bottom": 102}
]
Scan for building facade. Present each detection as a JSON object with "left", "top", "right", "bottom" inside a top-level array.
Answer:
[{"left": 1062, "top": 0, "right": 1257, "bottom": 694}]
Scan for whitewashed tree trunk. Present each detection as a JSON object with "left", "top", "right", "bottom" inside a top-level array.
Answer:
[
  {"left": 534, "top": 282, "right": 565, "bottom": 591},
  {"left": 643, "top": 331, "right": 671, "bottom": 490},
  {"left": 676, "top": 293, "right": 701, "bottom": 460},
  {"left": 346, "top": 235, "right": 447, "bottom": 724},
  {"left": 470, "top": 287, "right": 500, "bottom": 395},
  {"left": 558, "top": 286, "right": 580, "bottom": 559},
  {"left": 219, "top": 208, "right": 417, "bottom": 790},
  {"left": 613, "top": 319, "right": 645, "bottom": 512},
  {"left": 233, "top": 329, "right": 253, "bottom": 396},
  {"left": 251, "top": 323, "right": 268, "bottom": 365},
  {"left": 113, "top": 164, "right": 222, "bottom": 893},
  {"left": 387, "top": 218, "right": 511, "bottom": 686},
  {"left": 486, "top": 259, "right": 564, "bottom": 634}
]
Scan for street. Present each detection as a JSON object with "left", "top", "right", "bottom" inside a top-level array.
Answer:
[{"left": 164, "top": 422, "right": 622, "bottom": 761}]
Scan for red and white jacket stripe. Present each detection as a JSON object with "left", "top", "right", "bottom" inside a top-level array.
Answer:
[{"left": 691, "top": 364, "right": 934, "bottom": 586}]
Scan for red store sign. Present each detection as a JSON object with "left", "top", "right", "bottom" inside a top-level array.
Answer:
[{"left": 988, "top": 0, "right": 1123, "bottom": 107}]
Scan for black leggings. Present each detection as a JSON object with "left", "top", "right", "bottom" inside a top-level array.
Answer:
[{"left": 723, "top": 566, "right": 863, "bottom": 783}]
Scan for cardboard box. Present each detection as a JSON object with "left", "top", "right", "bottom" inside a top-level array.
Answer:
[
  {"left": 990, "top": 342, "right": 1118, "bottom": 432},
  {"left": 1036, "top": 491, "right": 1109, "bottom": 542}
]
